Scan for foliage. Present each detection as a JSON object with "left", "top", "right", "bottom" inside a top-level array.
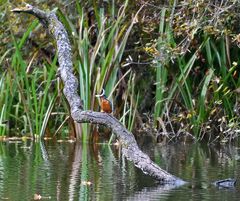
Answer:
[
  {"left": 141, "top": 0, "right": 240, "bottom": 142},
  {"left": 57, "top": 0, "right": 140, "bottom": 141},
  {"left": 0, "top": 19, "right": 60, "bottom": 138},
  {"left": 1, "top": 0, "right": 140, "bottom": 142},
  {"left": 1, "top": 0, "right": 240, "bottom": 143}
]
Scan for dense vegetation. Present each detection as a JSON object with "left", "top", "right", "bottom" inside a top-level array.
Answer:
[{"left": 1, "top": 0, "right": 240, "bottom": 143}]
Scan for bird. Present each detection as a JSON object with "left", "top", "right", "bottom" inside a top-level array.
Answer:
[{"left": 95, "top": 89, "right": 113, "bottom": 113}]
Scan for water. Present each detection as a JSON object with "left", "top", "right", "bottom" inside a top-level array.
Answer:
[{"left": 0, "top": 139, "right": 240, "bottom": 201}]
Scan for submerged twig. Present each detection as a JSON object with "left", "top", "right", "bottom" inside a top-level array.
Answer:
[{"left": 12, "top": 4, "right": 185, "bottom": 184}]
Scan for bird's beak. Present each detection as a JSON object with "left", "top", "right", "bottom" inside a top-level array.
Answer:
[{"left": 95, "top": 89, "right": 105, "bottom": 97}]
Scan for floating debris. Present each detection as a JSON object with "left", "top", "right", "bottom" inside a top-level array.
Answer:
[
  {"left": 33, "top": 193, "right": 51, "bottom": 200},
  {"left": 81, "top": 181, "right": 92, "bottom": 186},
  {"left": 34, "top": 194, "right": 42, "bottom": 200},
  {"left": 20, "top": 146, "right": 31, "bottom": 150},
  {"left": 0, "top": 136, "right": 32, "bottom": 142},
  {"left": 57, "top": 139, "right": 76, "bottom": 143},
  {"left": 43, "top": 137, "right": 52, "bottom": 140}
]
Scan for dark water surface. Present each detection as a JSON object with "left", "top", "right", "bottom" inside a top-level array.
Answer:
[{"left": 0, "top": 139, "right": 240, "bottom": 201}]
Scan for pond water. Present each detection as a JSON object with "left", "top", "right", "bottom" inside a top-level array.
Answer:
[{"left": 0, "top": 138, "right": 240, "bottom": 201}]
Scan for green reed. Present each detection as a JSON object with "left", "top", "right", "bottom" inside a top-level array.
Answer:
[
  {"left": 154, "top": 8, "right": 201, "bottom": 132},
  {"left": 153, "top": 19, "right": 240, "bottom": 139},
  {"left": 1, "top": 0, "right": 140, "bottom": 141},
  {"left": 56, "top": 0, "right": 139, "bottom": 141},
  {"left": 0, "top": 18, "right": 60, "bottom": 138},
  {"left": 7, "top": 1, "right": 240, "bottom": 142},
  {"left": 154, "top": 8, "right": 168, "bottom": 122}
]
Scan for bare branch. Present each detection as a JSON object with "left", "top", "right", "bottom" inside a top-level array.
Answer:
[{"left": 12, "top": 4, "right": 185, "bottom": 185}]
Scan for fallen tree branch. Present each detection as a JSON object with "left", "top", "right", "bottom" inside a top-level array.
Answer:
[{"left": 12, "top": 4, "right": 185, "bottom": 185}]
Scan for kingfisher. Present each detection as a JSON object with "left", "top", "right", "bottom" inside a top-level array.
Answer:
[{"left": 95, "top": 89, "right": 113, "bottom": 113}]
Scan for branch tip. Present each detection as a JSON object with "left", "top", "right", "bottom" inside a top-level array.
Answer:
[{"left": 11, "top": 4, "right": 33, "bottom": 13}]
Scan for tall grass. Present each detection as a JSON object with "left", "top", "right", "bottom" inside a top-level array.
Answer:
[
  {"left": 0, "top": 0, "right": 141, "bottom": 141},
  {"left": 152, "top": 4, "right": 240, "bottom": 139},
  {"left": 6, "top": 1, "right": 239, "bottom": 142},
  {"left": 56, "top": 0, "right": 140, "bottom": 141},
  {"left": 153, "top": 8, "right": 201, "bottom": 134},
  {"left": 0, "top": 72, "right": 7, "bottom": 135},
  {"left": 152, "top": 6, "right": 240, "bottom": 139},
  {"left": 154, "top": 8, "right": 168, "bottom": 122},
  {"left": 0, "top": 19, "right": 60, "bottom": 138},
  {"left": 119, "top": 71, "right": 139, "bottom": 132}
]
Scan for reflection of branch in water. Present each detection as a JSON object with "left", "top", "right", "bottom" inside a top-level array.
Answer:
[
  {"left": 68, "top": 143, "right": 82, "bottom": 201},
  {"left": 126, "top": 184, "right": 182, "bottom": 201}
]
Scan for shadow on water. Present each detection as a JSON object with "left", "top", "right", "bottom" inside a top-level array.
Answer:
[{"left": 0, "top": 139, "right": 240, "bottom": 200}]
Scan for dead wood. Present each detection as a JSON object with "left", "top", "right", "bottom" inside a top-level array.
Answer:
[{"left": 12, "top": 4, "right": 185, "bottom": 185}]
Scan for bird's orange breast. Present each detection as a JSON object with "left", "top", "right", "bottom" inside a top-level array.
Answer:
[{"left": 100, "top": 98, "right": 112, "bottom": 113}]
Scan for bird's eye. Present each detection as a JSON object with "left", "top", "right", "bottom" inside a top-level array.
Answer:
[{"left": 26, "top": 4, "right": 31, "bottom": 9}]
